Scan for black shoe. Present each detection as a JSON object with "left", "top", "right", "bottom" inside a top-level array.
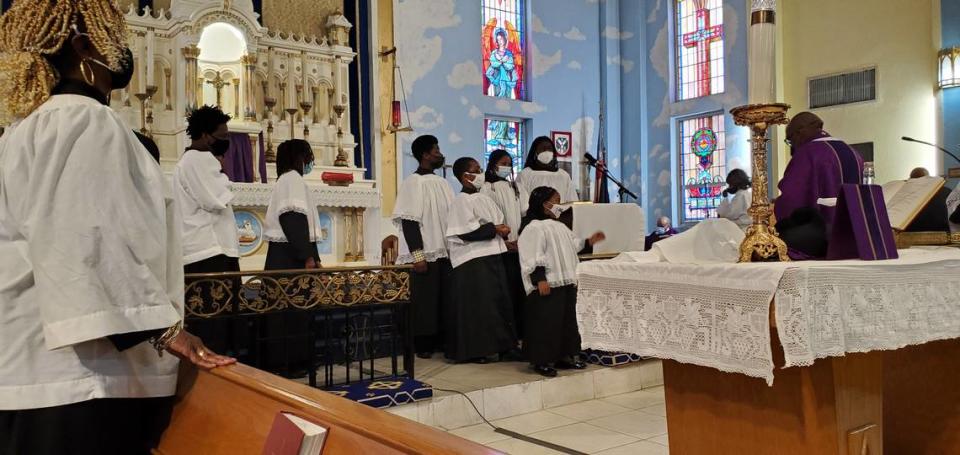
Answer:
[
  {"left": 532, "top": 365, "right": 557, "bottom": 377},
  {"left": 555, "top": 359, "right": 587, "bottom": 370},
  {"left": 416, "top": 351, "right": 433, "bottom": 359}
]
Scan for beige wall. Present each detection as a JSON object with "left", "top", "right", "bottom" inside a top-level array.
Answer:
[{"left": 778, "top": 0, "right": 941, "bottom": 183}]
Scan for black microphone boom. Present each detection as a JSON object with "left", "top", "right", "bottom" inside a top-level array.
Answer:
[
  {"left": 901, "top": 136, "right": 960, "bottom": 166},
  {"left": 582, "top": 152, "right": 637, "bottom": 201}
]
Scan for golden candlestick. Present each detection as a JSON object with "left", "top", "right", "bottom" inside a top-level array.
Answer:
[
  {"left": 300, "top": 101, "right": 313, "bottom": 138},
  {"left": 730, "top": 103, "right": 791, "bottom": 262},
  {"left": 286, "top": 108, "right": 299, "bottom": 139},
  {"left": 134, "top": 92, "right": 149, "bottom": 136},
  {"left": 332, "top": 104, "right": 348, "bottom": 167},
  {"left": 263, "top": 97, "right": 277, "bottom": 162}
]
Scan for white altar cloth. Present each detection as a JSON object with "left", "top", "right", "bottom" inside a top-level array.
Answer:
[
  {"left": 571, "top": 203, "right": 645, "bottom": 254},
  {"left": 576, "top": 247, "right": 960, "bottom": 384}
]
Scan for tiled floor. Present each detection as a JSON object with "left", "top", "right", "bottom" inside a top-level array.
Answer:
[{"left": 447, "top": 386, "right": 669, "bottom": 454}]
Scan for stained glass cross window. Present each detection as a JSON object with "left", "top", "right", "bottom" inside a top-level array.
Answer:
[
  {"left": 676, "top": 0, "right": 725, "bottom": 100},
  {"left": 679, "top": 113, "right": 727, "bottom": 222},
  {"left": 482, "top": 0, "right": 526, "bottom": 100}
]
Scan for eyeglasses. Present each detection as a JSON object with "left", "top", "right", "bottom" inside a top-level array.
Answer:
[{"left": 783, "top": 138, "right": 792, "bottom": 147}]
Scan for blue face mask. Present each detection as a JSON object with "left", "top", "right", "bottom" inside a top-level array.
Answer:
[
  {"left": 303, "top": 161, "right": 315, "bottom": 175},
  {"left": 496, "top": 166, "right": 512, "bottom": 179}
]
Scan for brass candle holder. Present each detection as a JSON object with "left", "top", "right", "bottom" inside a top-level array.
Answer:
[
  {"left": 300, "top": 101, "right": 313, "bottom": 138},
  {"left": 285, "top": 108, "right": 299, "bottom": 139},
  {"left": 730, "top": 103, "right": 791, "bottom": 262},
  {"left": 263, "top": 97, "right": 277, "bottom": 162},
  {"left": 332, "top": 104, "right": 348, "bottom": 167},
  {"left": 134, "top": 92, "right": 149, "bottom": 136}
]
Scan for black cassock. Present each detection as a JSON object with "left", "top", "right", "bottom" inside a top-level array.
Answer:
[{"left": 523, "top": 284, "right": 581, "bottom": 365}]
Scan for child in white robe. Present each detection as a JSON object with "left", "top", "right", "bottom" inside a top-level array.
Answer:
[
  {"left": 516, "top": 136, "right": 579, "bottom": 214},
  {"left": 717, "top": 169, "right": 752, "bottom": 230},
  {"left": 518, "top": 186, "right": 605, "bottom": 377},
  {"left": 444, "top": 157, "right": 517, "bottom": 363}
]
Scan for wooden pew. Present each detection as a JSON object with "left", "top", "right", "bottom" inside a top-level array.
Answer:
[{"left": 156, "top": 363, "right": 502, "bottom": 455}]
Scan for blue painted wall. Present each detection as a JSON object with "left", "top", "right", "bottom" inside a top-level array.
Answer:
[
  {"left": 620, "top": 0, "right": 750, "bottom": 230},
  {"left": 395, "top": 0, "right": 612, "bottom": 192},
  {"left": 943, "top": 0, "right": 960, "bottom": 172}
]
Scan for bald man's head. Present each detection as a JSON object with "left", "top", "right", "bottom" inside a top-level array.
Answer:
[
  {"left": 910, "top": 167, "right": 930, "bottom": 179},
  {"left": 786, "top": 112, "right": 824, "bottom": 148}
]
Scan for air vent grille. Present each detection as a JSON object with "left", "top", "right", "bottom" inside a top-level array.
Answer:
[{"left": 808, "top": 68, "right": 876, "bottom": 109}]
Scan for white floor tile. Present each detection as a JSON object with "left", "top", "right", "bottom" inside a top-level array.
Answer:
[
  {"left": 432, "top": 390, "right": 485, "bottom": 429},
  {"left": 483, "top": 381, "right": 543, "bottom": 421},
  {"left": 596, "top": 440, "right": 669, "bottom": 455},
  {"left": 601, "top": 389, "right": 664, "bottom": 410},
  {"left": 547, "top": 399, "right": 632, "bottom": 421},
  {"left": 593, "top": 364, "right": 645, "bottom": 398},
  {"left": 448, "top": 423, "right": 513, "bottom": 445},
  {"left": 648, "top": 433, "right": 670, "bottom": 446},
  {"left": 587, "top": 410, "right": 668, "bottom": 440},
  {"left": 491, "top": 410, "right": 578, "bottom": 435},
  {"left": 528, "top": 422, "right": 640, "bottom": 454},
  {"left": 541, "top": 371, "right": 596, "bottom": 408},
  {"left": 486, "top": 437, "right": 566, "bottom": 454},
  {"left": 637, "top": 402, "right": 667, "bottom": 417}
]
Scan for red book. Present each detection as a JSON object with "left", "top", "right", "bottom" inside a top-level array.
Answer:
[{"left": 262, "top": 412, "right": 327, "bottom": 455}]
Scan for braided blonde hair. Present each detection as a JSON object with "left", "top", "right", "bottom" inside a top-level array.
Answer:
[{"left": 0, "top": 0, "right": 128, "bottom": 122}]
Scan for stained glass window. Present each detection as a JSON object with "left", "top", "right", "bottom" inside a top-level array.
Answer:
[
  {"left": 482, "top": 0, "right": 525, "bottom": 100},
  {"left": 484, "top": 118, "right": 524, "bottom": 174},
  {"left": 676, "top": 0, "right": 724, "bottom": 100},
  {"left": 679, "top": 113, "right": 726, "bottom": 222}
]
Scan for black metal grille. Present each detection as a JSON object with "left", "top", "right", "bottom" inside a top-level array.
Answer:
[{"left": 809, "top": 68, "right": 876, "bottom": 109}]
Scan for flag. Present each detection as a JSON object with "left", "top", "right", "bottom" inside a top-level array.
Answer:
[{"left": 594, "top": 109, "right": 610, "bottom": 203}]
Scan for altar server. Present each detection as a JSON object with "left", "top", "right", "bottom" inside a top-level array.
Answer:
[
  {"left": 775, "top": 112, "right": 863, "bottom": 259},
  {"left": 264, "top": 139, "right": 322, "bottom": 270},
  {"left": 393, "top": 135, "right": 455, "bottom": 358},
  {"left": 516, "top": 136, "right": 579, "bottom": 214},
  {"left": 0, "top": 2, "right": 233, "bottom": 453},
  {"left": 174, "top": 105, "right": 240, "bottom": 273},
  {"left": 482, "top": 149, "right": 526, "bottom": 339},
  {"left": 519, "top": 187, "right": 605, "bottom": 377},
  {"left": 444, "top": 158, "right": 517, "bottom": 363},
  {"left": 717, "top": 169, "right": 752, "bottom": 229}
]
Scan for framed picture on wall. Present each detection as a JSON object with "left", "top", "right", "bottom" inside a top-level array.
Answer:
[
  {"left": 551, "top": 131, "right": 573, "bottom": 160},
  {"left": 234, "top": 210, "right": 264, "bottom": 257}
]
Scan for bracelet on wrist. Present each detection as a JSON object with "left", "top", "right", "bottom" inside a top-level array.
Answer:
[
  {"left": 412, "top": 249, "right": 426, "bottom": 263},
  {"left": 150, "top": 321, "right": 184, "bottom": 357}
]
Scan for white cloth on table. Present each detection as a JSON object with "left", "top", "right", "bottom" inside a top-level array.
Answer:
[
  {"left": 481, "top": 180, "right": 522, "bottom": 242},
  {"left": 392, "top": 173, "right": 454, "bottom": 264},
  {"left": 717, "top": 189, "right": 752, "bottom": 229},
  {"left": 263, "top": 170, "right": 322, "bottom": 243},
  {"left": 0, "top": 94, "right": 182, "bottom": 410},
  {"left": 446, "top": 192, "right": 507, "bottom": 268},
  {"left": 576, "top": 246, "right": 960, "bottom": 385},
  {"left": 519, "top": 219, "right": 584, "bottom": 294},
  {"left": 571, "top": 203, "right": 646, "bottom": 254},
  {"left": 516, "top": 168, "right": 578, "bottom": 214},
  {"left": 172, "top": 149, "right": 240, "bottom": 264},
  {"left": 651, "top": 218, "right": 745, "bottom": 264}
]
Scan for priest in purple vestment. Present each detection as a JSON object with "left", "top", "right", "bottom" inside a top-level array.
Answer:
[{"left": 775, "top": 112, "right": 864, "bottom": 259}]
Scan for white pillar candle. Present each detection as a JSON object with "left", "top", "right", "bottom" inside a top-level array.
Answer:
[
  {"left": 286, "top": 54, "right": 297, "bottom": 110},
  {"left": 266, "top": 48, "right": 275, "bottom": 100},
  {"left": 301, "top": 52, "right": 310, "bottom": 96},
  {"left": 145, "top": 29, "right": 155, "bottom": 87},
  {"left": 747, "top": 0, "right": 776, "bottom": 104}
]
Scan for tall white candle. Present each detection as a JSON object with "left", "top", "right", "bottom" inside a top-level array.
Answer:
[
  {"left": 286, "top": 54, "right": 297, "bottom": 109},
  {"left": 145, "top": 29, "right": 155, "bottom": 87},
  {"left": 301, "top": 52, "right": 310, "bottom": 97},
  {"left": 266, "top": 48, "right": 275, "bottom": 100},
  {"left": 747, "top": 0, "right": 776, "bottom": 104}
]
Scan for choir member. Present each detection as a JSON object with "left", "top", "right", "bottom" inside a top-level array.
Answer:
[
  {"left": 264, "top": 139, "right": 322, "bottom": 270},
  {"left": 0, "top": 2, "right": 233, "bottom": 453},
  {"left": 444, "top": 158, "right": 517, "bottom": 363},
  {"left": 519, "top": 187, "right": 605, "bottom": 377},
  {"left": 516, "top": 136, "right": 579, "bottom": 214},
  {"left": 393, "top": 135, "right": 455, "bottom": 358},
  {"left": 481, "top": 149, "right": 526, "bottom": 341},
  {"left": 775, "top": 112, "right": 863, "bottom": 259},
  {"left": 717, "top": 169, "right": 752, "bottom": 229}
]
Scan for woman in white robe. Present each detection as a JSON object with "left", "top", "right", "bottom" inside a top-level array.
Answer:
[
  {"left": 717, "top": 169, "right": 753, "bottom": 230},
  {"left": 0, "top": 2, "right": 233, "bottom": 453},
  {"left": 515, "top": 136, "right": 579, "bottom": 214}
]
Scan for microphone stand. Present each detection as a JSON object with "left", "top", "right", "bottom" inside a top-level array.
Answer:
[
  {"left": 902, "top": 137, "right": 960, "bottom": 177},
  {"left": 586, "top": 160, "right": 637, "bottom": 203}
]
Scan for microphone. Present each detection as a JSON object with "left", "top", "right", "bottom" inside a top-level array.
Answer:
[
  {"left": 583, "top": 152, "right": 598, "bottom": 166},
  {"left": 901, "top": 136, "right": 960, "bottom": 165}
]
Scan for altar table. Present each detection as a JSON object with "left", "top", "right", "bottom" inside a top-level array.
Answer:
[{"left": 576, "top": 248, "right": 960, "bottom": 455}]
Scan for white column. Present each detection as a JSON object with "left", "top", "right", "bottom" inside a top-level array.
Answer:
[{"left": 748, "top": 0, "right": 777, "bottom": 104}]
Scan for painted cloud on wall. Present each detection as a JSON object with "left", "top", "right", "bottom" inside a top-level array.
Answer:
[
  {"left": 607, "top": 55, "right": 635, "bottom": 73},
  {"left": 447, "top": 60, "right": 481, "bottom": 89},
  {"left": 602, "top": 26, "right": 634, "bottom": 40},
  {"left": 408, "top": 105, "right": 444, "bottom": 130},
  {"left": 395, "top": 0, "right": 461, "bottom": 96},
  {"left": 563, "top": 27, "right": 587, "bottom": 41},
  {"left": 570, "top": 116, "right": 596, "bottom": 157},
  {"left": 567, "top": 60, "right": 582, "bottom": 70},
  {"left": 532, "top": 15, "right": 549, "bottom": 34},
  {"left": 531, "top": 40, "right": 562, "bottom": 78},
  {"left": 448, "top": 132, "right": 463, "bottom": 144},
  {"left": 521, "top": 101, "right": 547, "bottom": 114}
]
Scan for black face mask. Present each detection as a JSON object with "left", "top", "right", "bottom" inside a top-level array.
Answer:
[
  {"left": 108, "top": 48, "right": 135, "bottom": 90},
  {"left": 210, "top": 137, "right": 231, "bottom": 156}
]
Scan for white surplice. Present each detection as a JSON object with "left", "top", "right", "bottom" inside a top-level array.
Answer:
[
  {"left": 518, "top": 219, "right": 584, "bottom": 295},
  {"left": 392, "top": 173, "right": 454, "bottom": 264},
  {"left": 0, "top": 95, "right": 182, "bottom": 410},
  {"left": 480, "top": 179, "right": 522, "bottom": 242},
  {"left": 516, "top": 168, "right": 579, "bottom": 214},
  {"left": 717, "top": 189, "right": 752, "bottom": 230},
  {"left": 263, "top": 170, "right": 322, "bottom": 242},
  {"left": 172, "top": 149, "right": 240, "bottom": 264},
  {"left": 446, "top": 192, "right": 508, "bottom": 268}
]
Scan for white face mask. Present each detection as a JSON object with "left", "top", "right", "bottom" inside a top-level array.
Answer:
[
  {"left": 496, "top": 166, "right": 512, "bottom": 179},
  {"left": 537, "top": 151, "right": 554, "bottom": 165},
  {"left": 467, "top": 172, "right": 485, "bottom": 188},
  {"left": 547, "top": 203, "right": 565, "bottom": 218}
]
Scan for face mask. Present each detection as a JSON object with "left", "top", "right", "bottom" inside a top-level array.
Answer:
[
  {"left": 87, "top": 47, "right": 135, "bottom": 90},
  {"left": 303, "top": 160, "right": 315, "bottom": 175},
  {"left": 467, "top": 172, "right": 485, "bottom": 188},
  {"left": 496, "top": 166, "right": 512, "bottom": 179},
  {"left": 432, "top": 155, "right": 446, "bottom": 170},
  {"left": 537, "top": 151, "right": 554, "bottom": 165},
  {"left": 547, "top": 203, "right": 565, "bottom": 218},
  {"left": 655, "top": 226, "right": 669, "bottom": 235},
  {"left": 210, "top": 137, "right": 231, "bottom": 156}
]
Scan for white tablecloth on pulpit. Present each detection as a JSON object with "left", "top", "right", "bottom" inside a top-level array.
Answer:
[
  {"left": 576, "top": 248, "right": 960, "bottom": 385},
  {"left": 571, "top": 203, "right": 645, "bottom": 254}
]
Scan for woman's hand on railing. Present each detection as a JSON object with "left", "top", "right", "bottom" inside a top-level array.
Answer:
[{"left": 167, "top": 330, "right": 236, "bottom": 370}]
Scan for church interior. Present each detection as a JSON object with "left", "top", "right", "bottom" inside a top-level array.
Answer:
[{"left": 2, "top": 0, "right": 960, "bottom": 454}]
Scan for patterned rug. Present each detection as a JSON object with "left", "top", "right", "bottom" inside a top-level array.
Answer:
[{"left": 325, "top": 377, "right": 433, "bottom": 409}]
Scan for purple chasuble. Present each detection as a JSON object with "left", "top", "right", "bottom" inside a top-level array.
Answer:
[{"left": 775, "top": 132, "right": 864, "bottom": 226}]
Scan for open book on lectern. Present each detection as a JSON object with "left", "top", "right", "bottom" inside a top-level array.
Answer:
[{"left": 881, "top": 176, "right": 946, "bottom": 231}]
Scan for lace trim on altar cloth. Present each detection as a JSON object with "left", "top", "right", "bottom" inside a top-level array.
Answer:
[
  {"left": 576, "top": 273, "right": 777, "bottom": 385},
  {"left": 774, "top": 261, "right": 960, "bottom": 369}
]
